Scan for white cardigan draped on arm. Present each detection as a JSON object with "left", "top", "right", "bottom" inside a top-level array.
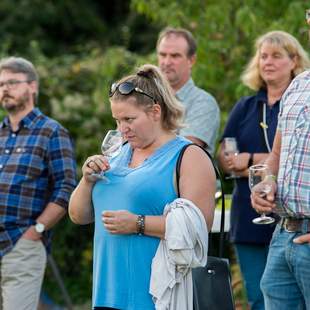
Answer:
[{"left": 150, "top": 198, "right": 209, "bottom": 310}]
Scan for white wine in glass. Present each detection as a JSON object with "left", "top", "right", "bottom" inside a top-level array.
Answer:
[
  {"left": 92, "top": 130, "right": 123, "bottom": 182},
  {"left": 249, "top": 164, "right": 275, "bottom": 225},
  {"left": 223, "top": 137, "right": 239, "bottom": 179}
]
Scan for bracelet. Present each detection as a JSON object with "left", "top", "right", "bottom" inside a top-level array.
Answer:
[
  {"left": 136, "top": 215, "right": 145, "bottom": 235},
  {"left": 247, "top": 153, "right": 254, "bottom": 168},
  {"left": 264, "top": 174, "right": 277, "bottom": 182}
]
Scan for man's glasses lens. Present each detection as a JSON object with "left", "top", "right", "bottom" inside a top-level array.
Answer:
[{"left": 0, "top": 79, "right": 32, "bottom": 89}]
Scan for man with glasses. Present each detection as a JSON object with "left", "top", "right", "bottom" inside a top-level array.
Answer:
[
  {"left": 157, "top": 27, "right": 220, "bottom": 154},
  {"left": 251, "top": 13, "right": 310, "bottom": 309},
  {"left": 0, "top": 57, "right": 76, "bottom": 309}
]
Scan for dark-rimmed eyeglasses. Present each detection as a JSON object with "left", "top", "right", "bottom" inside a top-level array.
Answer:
[
  {"left": 109, "top": 81, "right": 155, "bottom": 102},
  {"left": 0, "top": 79, "right": 33, "bottom": 90}
]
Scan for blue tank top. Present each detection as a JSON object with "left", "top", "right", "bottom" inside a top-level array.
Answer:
[{"left": 92, "top": 136, "right": 189, "bottom": 309}]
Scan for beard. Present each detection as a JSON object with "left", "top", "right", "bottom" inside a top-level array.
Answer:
[{"left": 1, "top": 91, "right": 31, "bottom": 113}]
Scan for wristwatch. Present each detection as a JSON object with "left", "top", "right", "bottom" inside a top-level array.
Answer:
[{"left": 34, "top": 222, "right": 45, "bottom": 234}]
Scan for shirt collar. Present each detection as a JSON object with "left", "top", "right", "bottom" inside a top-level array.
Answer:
[
  {"left": 175, "top": 78, "right": 194, "bottom": 101},
  {"left": 256, "top": 88, "right": 268, "bottom": 103},
  {"left": 256, "top": 88, "right": 281, "bottom": 107},
  {"left": 0, "top": 108, "right": 41, "bottom": 130}
]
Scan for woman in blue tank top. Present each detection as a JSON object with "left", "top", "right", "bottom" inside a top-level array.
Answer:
[{"left": 69, "top": 64, "right": 216, "bottom": 310}]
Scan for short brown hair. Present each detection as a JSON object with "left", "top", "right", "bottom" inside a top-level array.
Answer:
[
  {"left": 156, "top": 27, "right": 197, "bottom": 57},
  {"left": 0, "top": 57, "right": 39, "bottom": 84},
  {"left": 0, "top": 57, "right": 39, "bottom": 102}
]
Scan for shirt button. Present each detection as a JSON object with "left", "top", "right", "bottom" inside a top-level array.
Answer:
[{"left": 5, "top": 149, "right": 10, "bottom": 154}]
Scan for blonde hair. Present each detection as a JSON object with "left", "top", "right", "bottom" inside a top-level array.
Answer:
[
  {"left": 110, "top": 64, "right": 184, "bottom": 132},
  {"left": 241, "top": 30, "right": 310, "bottom": 90}
]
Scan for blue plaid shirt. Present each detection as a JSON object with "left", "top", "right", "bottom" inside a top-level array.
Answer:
[{"left": 0, "top": 108, "right": 76, "bottom": 257}]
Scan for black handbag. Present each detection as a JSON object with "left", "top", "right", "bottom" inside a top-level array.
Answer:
[{"left": 176, "top": 144, "right": 235, "bottom": 310}]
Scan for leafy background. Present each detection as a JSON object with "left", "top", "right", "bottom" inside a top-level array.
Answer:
[{"left": 0, "top": 0, "right": 309, "bottom": 306}]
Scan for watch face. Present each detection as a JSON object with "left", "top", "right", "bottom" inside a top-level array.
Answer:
[{"left": 35, "top": 223, "right": 45, "bottom": 233}]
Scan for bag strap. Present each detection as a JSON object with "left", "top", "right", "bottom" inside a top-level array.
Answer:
[{"left": 176, "top": 143, "right": 226, "bottom": 258}]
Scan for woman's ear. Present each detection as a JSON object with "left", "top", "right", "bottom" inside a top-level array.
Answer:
[
  {"left": 150, "top": 103, "right": 162, "bottom": 121},
  {"left": 291, "top": 54, "right": 298, "bottom": 72}
]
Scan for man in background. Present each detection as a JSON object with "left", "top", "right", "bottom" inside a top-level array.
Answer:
[
  {"left": 0, "top": 57, "right": 76, "bottom": 309},
  {"left": 157, "top": 27, "right": 220, "bottom": 154}
]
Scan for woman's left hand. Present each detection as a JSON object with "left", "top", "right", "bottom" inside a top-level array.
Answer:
[{"left": 102, "top": 210, "right": 138, "bottom": 234}]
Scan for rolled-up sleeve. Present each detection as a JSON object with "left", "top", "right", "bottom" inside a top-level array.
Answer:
[{"left": 48, "top": 126, "right": 77, "bottom": 209}]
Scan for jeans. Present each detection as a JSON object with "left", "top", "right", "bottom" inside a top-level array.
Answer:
[
  {"left": 235, "top": 243, "right": 268, "bottom": 310},
  {"left": 261, "top": 225, "right": 310, "bottom": 310}
]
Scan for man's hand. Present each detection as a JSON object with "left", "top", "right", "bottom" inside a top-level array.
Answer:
[
  {"left": 21, "top": 226, "right": 42, "bottom": 241},
  {"left": 251, "top": 180, "right": 277, "bottom": 214},
  {"left": 293, "top": 233, "right": 310, "bottom": 244}
]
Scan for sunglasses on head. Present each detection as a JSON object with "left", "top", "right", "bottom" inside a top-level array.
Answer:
[{"left": 109, "top": 81, "right": 155, "bottom": 102}]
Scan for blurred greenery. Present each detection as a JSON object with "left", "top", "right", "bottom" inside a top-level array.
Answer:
[{"left": 0, "top": 0, "right": 309, "bottom": 306}]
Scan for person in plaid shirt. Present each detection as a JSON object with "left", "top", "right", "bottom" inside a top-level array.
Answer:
[
  {"left": 0, "top": 57, "right": 76, "bottom": 309},
  {"left": 251, "top": 14, "right": 310, "bottom": 310}
]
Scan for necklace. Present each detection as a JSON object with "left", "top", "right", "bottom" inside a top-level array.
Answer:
[{"left": 259, "top": 103, "right": 272, "bottom": 153}]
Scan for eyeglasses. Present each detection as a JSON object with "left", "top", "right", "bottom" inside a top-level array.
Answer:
[
  {"left": 109, "top": 82, "right": 155, "bottom": 102},
  {"left": 0, "top": 79, "right": 33, "bottom": 90}
]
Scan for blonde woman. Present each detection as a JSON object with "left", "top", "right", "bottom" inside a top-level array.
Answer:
[{"left": 69, "top": 64, "right": 216, "bottom": 310}]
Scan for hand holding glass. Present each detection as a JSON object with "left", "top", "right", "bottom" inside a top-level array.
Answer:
[
  {"left": 92, "top": 130, "right": 123, "bottom": 182},
  {"left": 224, "top": 137, "right": 239, "bottom": 179},
  {"left": 249, "top": 164, "right": 275, "bottom": 224}
]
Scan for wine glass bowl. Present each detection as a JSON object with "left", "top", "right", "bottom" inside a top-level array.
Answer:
[
  {"left": 223, "top": 137, "right": 239, "bottom": 179},
  {"left": 224, "top": 137, "right": 239, "bottom": 156},
  {"left": 249, "top": 164, "right": 275, "bottom": 224},
  {"left": 101, "top": 131, "right": 123, "bottom": 159},
  {"left": 92, "top": 130, "right": 123, "bottom": 182}
]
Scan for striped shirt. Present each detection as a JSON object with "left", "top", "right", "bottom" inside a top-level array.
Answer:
[
  {"left": 276, "top": 70, "right": 310, "bottom": 217},
  {"left": 0, "top": 108, "right": 76, "bottom": 256}
]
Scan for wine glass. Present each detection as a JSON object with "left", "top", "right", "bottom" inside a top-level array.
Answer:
[
  {"left": 223, "top": 137, "right": 239, "bottom": 179},
  {"left": 92, "top": 130, "right": 123, "bottom": 182},
  {"left": 249, "top": 164, "right": 275, "bottom": 224}
]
